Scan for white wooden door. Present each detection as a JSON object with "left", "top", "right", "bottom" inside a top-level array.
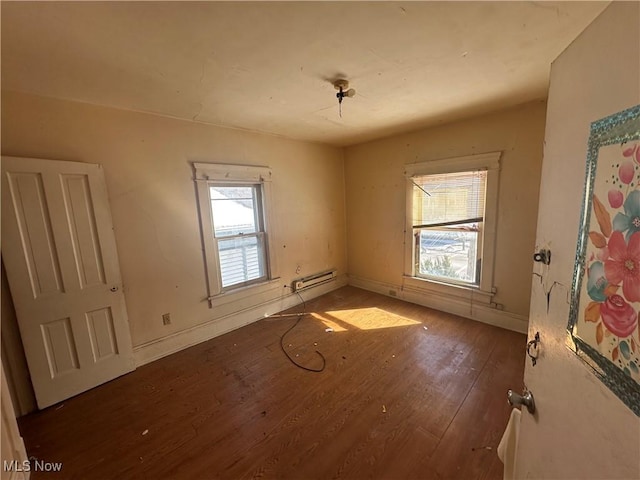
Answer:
[
  {"left": 1, "top": 156, "right": 134, "bottom": 409},
  {"left": 514, "top": 4, "right": 639, "bottom": 479}
]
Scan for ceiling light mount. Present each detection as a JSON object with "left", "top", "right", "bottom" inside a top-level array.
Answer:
[{"left": 333, "top": 79, "right": 355, "bottom": 117}]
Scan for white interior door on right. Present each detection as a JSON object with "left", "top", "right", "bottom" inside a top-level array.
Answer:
[
  {"left": 2, "top": 156, "right": 135, "bottom": 410},
  {"left": 514, "top": 3, "right": 640, "bottom": 479}
]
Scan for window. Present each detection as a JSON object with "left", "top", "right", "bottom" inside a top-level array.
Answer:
[
  {"left": 412, "top": 170, "right": 486, "bottom": 286},
  {"left": 210, "top": 184, "right": 266, "bottom": 288},
  {"left": 404, "top": 152, "right": 500, "bottom": 300},
  {"left": 194, "top": 163, "right": 279, "bottom": 305}
]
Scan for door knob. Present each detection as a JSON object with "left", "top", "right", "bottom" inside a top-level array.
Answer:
[
  {"left": 110, "top": 286, "right": 119, "bottom": 292},
  {"left": 508, "top": 389, "right": 535, "bottom": 414}
]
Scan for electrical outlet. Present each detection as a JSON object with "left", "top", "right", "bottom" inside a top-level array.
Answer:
[{"left": 162, "top": 313, "right": 171, "bottom": 325}]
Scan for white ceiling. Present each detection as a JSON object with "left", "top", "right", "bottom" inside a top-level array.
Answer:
[{"left": 1, "top": 1, "right": 608, "bottom": 147}]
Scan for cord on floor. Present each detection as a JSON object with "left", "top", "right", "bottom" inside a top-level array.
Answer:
[{"left": 279, "top": 290, "right": 326, "bottom": 373}]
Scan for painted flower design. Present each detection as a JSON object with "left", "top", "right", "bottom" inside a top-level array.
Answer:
[
  {"left": 600, "top": 294, "right": 638, "bottom": 338},
  {"left": 609, "top": 189, "right": 624, "bottom": 208},
  {"left": 613, "top": 190, "right": 640, "bottom": 239},
  {"left": 623, "top": 142, "right": 640, "bottom": 164},
  {"left": 587, "top": 261, "right": 608, "bottom": 302},
  {"left": 619, "top": 161, "right": 636, "bottom": 185},
  {"left": 582, "top": 142, "right": 640, "bottom": 378},
  {"left": 604, "top": 231, "right": 640, "bottom": 302}
]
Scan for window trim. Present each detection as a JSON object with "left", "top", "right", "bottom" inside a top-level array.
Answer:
[
  {"left": 193, "top": 163, "right": 279, "bottom": 307},
  {"left": 403, "top": 152, "right": 501, "bottom": 299}
]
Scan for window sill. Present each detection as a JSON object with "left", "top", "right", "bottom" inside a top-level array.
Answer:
[
  {"left": 208, "top": 277, "right": 281, "bottom": 309},
  {"left": 402, "top": 275, "right": 494, "bottom": 305}
]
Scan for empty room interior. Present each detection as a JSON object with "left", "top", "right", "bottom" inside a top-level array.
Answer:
[{"left": 1, "top": 2, "right": 639, "bottom": 479}]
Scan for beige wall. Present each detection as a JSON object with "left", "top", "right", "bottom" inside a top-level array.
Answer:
[
  {"left": 516, "top": 2, "right": 640, "bottom": 478},
  {"left": 1, "top": 91, "right": 347, "bottom": 348},
  {"left": 344, "top": 100, "right": 546, "bottom": 317}
]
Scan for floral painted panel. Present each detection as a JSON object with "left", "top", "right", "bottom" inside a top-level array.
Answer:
[
  {"left": 579, "top": 142, "right": 640, "bottom": 379},
  {"left": 569, "top": 105, "right": 640, "bottom": 416}
]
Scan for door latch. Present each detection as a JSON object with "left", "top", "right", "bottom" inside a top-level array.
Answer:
[
  {"left": 527, "top": 332, "right": 540, "bottom": 366},
  {"left": 533, "top": 249, "right": 551, "bottom": 265}
]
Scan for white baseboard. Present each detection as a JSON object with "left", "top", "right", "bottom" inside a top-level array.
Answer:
[
  {"left": 133, "top": 275, "right": 348, "bottom": 367},
  {"left": 348, "top": 274, "right": 528, "bottom": 334}
]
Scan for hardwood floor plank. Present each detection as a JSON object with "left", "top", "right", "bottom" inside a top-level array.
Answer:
[
  {"left": 430, "top": 329, "right": 526, "bottom": 480},
  {"left": 17, "top": 286, "right": 525, "bottom": 480}
]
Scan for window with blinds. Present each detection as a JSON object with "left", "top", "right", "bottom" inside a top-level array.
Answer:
[
  {"left": 210, "top": 185, "right": 266, "bottom": 289},
  {"left": 411, "top": 170, "right": 487, "bottom": 286}
]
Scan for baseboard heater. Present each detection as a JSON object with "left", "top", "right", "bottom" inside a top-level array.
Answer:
[{"left": 293, "top": 269, "right": 336, "bottom": 292}]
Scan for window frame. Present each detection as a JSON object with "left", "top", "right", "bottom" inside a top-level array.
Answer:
[
  {"left": 412, "top": 171, "right": 486, "bottom": 287},
  {"left": 403, "top": 152, "right": 501, "bottom": 303},
  {"left": 210, "top": 182, "right": 267, "bottom": 290},
  {"left": 194, "top": 163, "right": 279, "bottom": 306}
]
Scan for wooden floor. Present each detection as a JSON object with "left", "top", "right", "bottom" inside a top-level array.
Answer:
[{"left": 18, "top": 286, "right": 526, "bottom": 479}]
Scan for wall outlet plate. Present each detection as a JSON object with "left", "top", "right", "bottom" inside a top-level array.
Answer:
[{"left": 162, "top": 313, "right": 171, "bottom": 325}]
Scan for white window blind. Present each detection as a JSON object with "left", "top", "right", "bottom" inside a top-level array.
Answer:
[{"left": 412, "top": 170, "right": 487, "bottom": 230}]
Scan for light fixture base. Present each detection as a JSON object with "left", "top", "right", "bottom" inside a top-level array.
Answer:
[{"left": 333, "top": 79, "right": 349, "bottom": 91}]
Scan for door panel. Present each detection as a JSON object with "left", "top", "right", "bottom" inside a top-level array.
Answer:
[
  {"left": 515, "top": 4, "right": 639, "bottom": 479},
  {"left": 60, "top": 173, "right": 107, "bottom": 288},
  {"left": 7, "top": 171, "right": 64, "bottom": 298},
  {"left": 41, "top": 316, "right": 79, "bottom": 377},
  {"left": 2, "top": 156, "right": 134, "bottom": 409},
  {"left": 86, "top": 306, "right": 119, "bottom": 361}
]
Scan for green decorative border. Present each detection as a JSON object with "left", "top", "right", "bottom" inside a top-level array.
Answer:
[{"left": 568, "top": 104, "right": 640, "bottom": 416}]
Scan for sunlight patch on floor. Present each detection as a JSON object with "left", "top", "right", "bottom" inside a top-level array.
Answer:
[{"left": 312, "top": 307, "right": 421, "bottom": 331}]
